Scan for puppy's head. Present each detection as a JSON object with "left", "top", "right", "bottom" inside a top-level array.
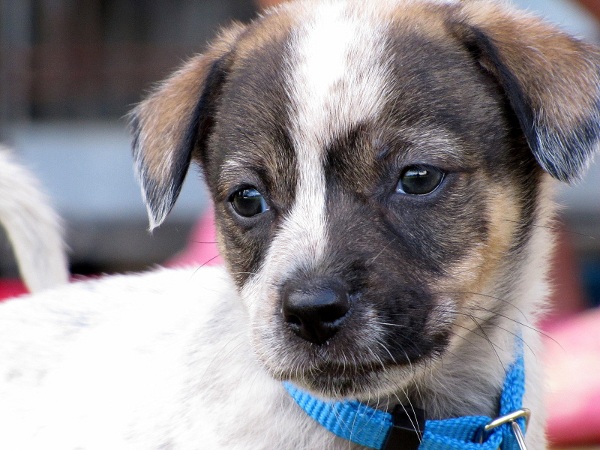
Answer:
[{"left": 131, "top": 0, "right": 600, "bottom": 400}]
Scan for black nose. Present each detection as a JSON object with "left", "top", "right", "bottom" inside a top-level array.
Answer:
[{"left": 282, "top": 278, "right": 351, "bottom": 345}]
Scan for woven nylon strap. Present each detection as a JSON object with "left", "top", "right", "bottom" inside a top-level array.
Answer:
[{"left": 284, "top": 343, "right": 526, "bottom": 450}]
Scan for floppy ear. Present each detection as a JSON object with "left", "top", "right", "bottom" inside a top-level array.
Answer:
[
  {"left": 453, "top": 2, "right": 600, "bottom": 183},
  {"left": 130, "top": 24, "right": 245, "bottom": 230}
]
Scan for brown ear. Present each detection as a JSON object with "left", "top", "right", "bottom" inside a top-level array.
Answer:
[
  {"left": 453, "top": 2, "right": 600, "bottom": 183},
  {"left": 130, "top": 24, "right": 245, "bottom": 230}
]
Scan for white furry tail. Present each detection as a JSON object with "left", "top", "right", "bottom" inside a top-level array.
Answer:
[{"left": 0, "top": 147, "right": 69, "bottom": 292}]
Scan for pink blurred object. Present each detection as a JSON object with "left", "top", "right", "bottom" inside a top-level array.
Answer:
[
  {"left": 0, "top": 279, "right": 29, "bottom": 301},
  {"left": 544, "top": 308, "right": 600, "bottom": 446},
  {"left": 166, "top": 207, "right": 223, "bottom": 268}
]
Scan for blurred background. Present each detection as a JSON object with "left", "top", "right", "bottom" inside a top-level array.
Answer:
[
  {"left": 0, "top": 0, "right": 257, "bottom": 275},
  {"left": 0, "top": 0, "right": 598, "bottom": 309}
]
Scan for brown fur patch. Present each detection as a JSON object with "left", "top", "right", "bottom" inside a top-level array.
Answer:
[
  {"left": 133, "top": 23, "right": 246, "bottom": 186},
  {"left": 434, "top": 179, "right": 520, "bottom": 303},
  {"left": 460, "top": 2, "right": 600, "bottom": 129},
  {"left": 233, "top": 5, "right": 297, "bottom": 62}
]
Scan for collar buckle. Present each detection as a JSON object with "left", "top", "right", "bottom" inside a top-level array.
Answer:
[
  {"left": 382, "top": 405, "right": 426, "bottom": 450},
  {"left": 478, "top": 408, "right": 530, "bottom": 450}
]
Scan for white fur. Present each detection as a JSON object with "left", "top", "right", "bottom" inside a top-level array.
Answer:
[
  {"left": 0, "top": 148, "right": 69, "bottom": 292},
  {"left": 286, "top": 1, "right": 390, "bottom": 149},
  {"left": 243, "top": 1, "right": 394, "bottom": 366},
  {"left": 0, "top": 266, "right": 340, "bottom": 449}
]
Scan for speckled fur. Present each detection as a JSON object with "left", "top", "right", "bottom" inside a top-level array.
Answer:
[{"left": 1, "top": 1, "right": 600, "bottom": 448}]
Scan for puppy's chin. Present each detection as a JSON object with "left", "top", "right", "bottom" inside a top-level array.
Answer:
[{"left": 255, "top": 334, "right": 446, "bottom": 400}]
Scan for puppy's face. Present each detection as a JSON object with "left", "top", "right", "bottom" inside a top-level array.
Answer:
[
  {"left": 210, "top": 4, "right": 528, "bottom": 398},
  {"left": 131, "top": 0, "right": 600, "bottom": 400}
]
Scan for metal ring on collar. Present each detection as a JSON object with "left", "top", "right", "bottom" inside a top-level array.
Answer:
[{"left": 479, "top": 408, "right": 530, "bottom": 450}]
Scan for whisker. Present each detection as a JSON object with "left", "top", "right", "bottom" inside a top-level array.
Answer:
[
  {"left": 192, "top": 254, "right": 222, "bottom": 275},
  {"left": 369, "top": 237, "right": 397, "bottom": 264},
  {"left": 466, "top": 313, "right": 506, "bottom": 371},
  {"left": 431, "top": 290, "right": 529, "bottom": 321}
]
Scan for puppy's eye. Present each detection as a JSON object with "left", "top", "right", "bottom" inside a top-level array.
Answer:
[
  {"left": 230, "top": 188, "right": 270, "bottom": 217},
  {"left": 396, "top": 165, "right": 445, "bottom": 195}
]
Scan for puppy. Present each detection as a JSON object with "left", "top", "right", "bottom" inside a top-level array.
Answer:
[
  {"left": 1, "top": 0, "right": 599, "bottom": 448},
  {"left": 0, "top": 147, "right": 68, "bottom": 292}
]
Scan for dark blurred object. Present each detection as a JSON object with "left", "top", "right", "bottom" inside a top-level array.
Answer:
[
  {"left": 583, "top": 260, "right": 600, "bottom": 307},
  {"left": 577, "top": 0, "right": 600, "bottom": 20},
  {"left": 541, "top": 222, "right": 589, "bottom": 330},
  {"left": 0, "top": 0, "right": 255, "bottom": 124}
]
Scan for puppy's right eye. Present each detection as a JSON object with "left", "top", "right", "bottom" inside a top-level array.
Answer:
[
  {"left": 396, "top": 165, "right": 445, "bottom": 196},
  {"left": 229, "top": 188, "right": 269, "bottom": 218}
]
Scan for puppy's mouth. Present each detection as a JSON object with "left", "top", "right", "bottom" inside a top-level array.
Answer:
[
  {"left": 278, "top": 359, "right": 433, "bottom": 399},
  {"left": 263, "top": 337, "right": 444, "bottom": 399},
  {"left": 290, "top": 367, "right": 386, "bottom": 398}
]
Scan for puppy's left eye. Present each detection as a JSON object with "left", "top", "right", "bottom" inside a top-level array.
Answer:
[
  {"left": 396, "top": 165, "right": 445, "bottom": 195},
  {"left": 230, "top": 188, "right": 270, "bottom": 217}
]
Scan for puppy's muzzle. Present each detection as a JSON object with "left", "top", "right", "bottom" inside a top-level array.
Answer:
[{"left": 282, "top": 278, "right": 351, "bottom": 345}]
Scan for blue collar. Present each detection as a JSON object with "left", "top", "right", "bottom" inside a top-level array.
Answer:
[{"left": 284, "top": 345, "right": 529, "bottom": 450}]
